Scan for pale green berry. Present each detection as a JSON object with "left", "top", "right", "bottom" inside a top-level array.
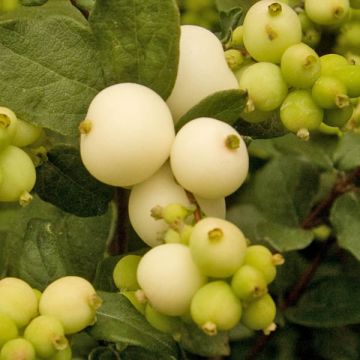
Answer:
[
  {"left": 121, "top": 290, "right": 146, "bottom": 314},
  {"left": 0, "top": 314, "right": 18, "bottom": 348},
  {"left": 145, "top": 304, "right": 181, "bottom": 335},
  {"left": 324, "top": 104, "right": 353, "bottom": 127},
  {"left": 24, "top": 315, "right": 68, "bottom": 358},
  {"left": 11, "top": 119, "right": 43, "bottom": 147},
  {"left": 190, "top": 281, "right": 242, "bottom": 335},
  {"left": 243, "top": 245, "right": 284, "bottom": 284},
  {"left": 0, "top": 107, "right": 18, "bottom": 151},
  {"left": 320, "top": 54, "right": 349, "bottom": 77},
  {"left": 39, "top": 276, "right": 102, "bottom": 334},
  {"left": 241, "top": 294, "right": 277, "bottom": 334},
  {"left": 0, "top": 338, "right": 36, "bottom": 360},
  {"left": 48, "top": 346, "right": 72, "bottom": 360},
  {"left": 0, "top": 277, "right": 38, "bottom": 328},
  {"left": 189, "top": 217, "right": 247, "bottom": 278},
  {"left": 113, "top": 255, "right": 141, "bottom": 291},
  {"left": 231, "top": 265, "right": 268, "bottom": 301}
]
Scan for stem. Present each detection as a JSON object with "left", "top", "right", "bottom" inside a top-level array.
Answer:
[
  {"left": 108, "top": 188, "right": 129, "bottom": 255},
  {"left": 185, "top": 190, "right": 202, "bottom": 223}
]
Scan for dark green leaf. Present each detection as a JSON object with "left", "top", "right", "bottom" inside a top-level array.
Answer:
[
  {"left": 218, "top": 7, "right": 243, "bottom": 43},
  {"left": 285, "top": 276, "right": 360, "bottom": 327},
  {"left": 0, "top": 196, "right": 114, "bottom": 288},
  {"left": 215, "top": 0, "right": 255, "bottom": 13},
  {"left": 89, "top": 346, "right": 121, "bottom": 360},
  {"left": 35, "top": 145, "right": 114, "bottom": 217},
  {"left": 0, "top": 231, "right": 9, "bottom": 277},
  {"left": 20, "top": 0, "right": 48, "bottom": 5},
  {"left": 234, "top": 114, "right": 287, "bottom": 139},
  {"left": 89, "top": 0, "right": 180, "bottom": 99},
  {"left": 175, "top": 89, "right": 247, "bottom": 132},
  {"left": 330, "top": 192, "right": 360, "bottom": 260},
  {"left": 121, "top": 346, "right": 181, "bottom": 360},
  {"left": 90, "top": 292, "right": 179, "bottom": 359},
  {"left": 178, "top": 322, "right": 230, "bottom": 357},
  {"left": 312, "top": 328, "right": 360, "bottom": 360},
  {"left": 333, "top": 132, "right": 360, "bottom": 171},
  {"left": 0, "top": 0, "right": 105, "bottom": 136}
]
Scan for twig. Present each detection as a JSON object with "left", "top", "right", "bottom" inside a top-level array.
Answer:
[{"left": 185, "top": 190, "right": 202, "bottom": 223}]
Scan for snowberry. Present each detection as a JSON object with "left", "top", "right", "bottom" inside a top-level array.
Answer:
[
  {"left": 145, "top": 303, "right": 181, "bottom": 335},
  {"left": 0, "top": 338, "right": 36, "bottom": 360},
  {"left": 166, "top": 25, "right": 238, "bottom": 122},
  {"left": 0, "top": 277, "right": 38, "bottom": 328},
  {"left": 24, "top": 315, "right": 68, "bottom": 359},
  {"left": 170, "top": 117, "right": 249, "bottom": 199},
  {"left": 113, "top": 255, "right": 141, "bottom": 291},
  {"left": 137, "top": 243, "right": 207, "bottom": 316},
  {"left": 39, "top": 276, "right": 102, "bottom": 334},
  {"left": 189, "top": 217, "right": 247, "bottom": 278},
  {"left": 128, "top": 163, "right": 225, "bottom": 247},
  {"left": 80, "top": 83, "right": 175, "bottom": 187},
  {"left": 0, "top": 107, "right": 18, "bottom": 151},
  {"left": 242, "top": 0, "right": 302, "bottom": 63},
  {"left": 11, "top": 118, "right": 43, "bottom": 148},
  {"left": 190, "top": 281, "right": 242, "bottom": 335},
  {"left": 0, "top": 314, "right": 18, "bottom": 348}
]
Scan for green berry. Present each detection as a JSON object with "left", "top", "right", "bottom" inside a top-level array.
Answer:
[
  {"left": 231, "top": 265, "right": 268, "bottom": 301},
  {"left": 312, "top": 76, "right": 349, "bottom": 109},
  {"left": 239, "top": 62, "right": 288, "bottom": 111},
  {"left": 160, "top": 203, "right": 191, "bottom": 225},
  {"left": 39, "top": 276, "right": 102, "bottom": 334},
  {"left": 224, "top": 49, "right": 244, "bottom": 71},
  {"left": 0, "top": 146, "right": 36, "bottom": 204},
  {"left": 332, "top": 64, "right": 360, "bottom": 98},
  {"left": 0, "top": 338, "right": 36, "bottom": 360},
  {"left": 145, "top": 304, "right": 181, "bottom": 335},
  {"left": 0, "top": 107, "right": 18, "bottom": 151},
  {"left": 241, "top": 294, "right": 276, "bottom": 334},
  {"left": 243, "top": 245, "right": 284, "bottom": 284},
  {"left": 121, "top": 290, "right": 146, "bottom": 314},
  {"left": 0, "top": 277, "right": 38, "bottom": 328},
  {"left": 190, "top": 281, "right": 242, "bottom": 335},
  {"left": 113, "top": 255, "right": 141, "bottom": 291},
  {"left": 324, "top": 104, "right": 353, "bottom": 127},
  {"left": 189, "top": 217, "right": 247, "bottom": 278},
  {"left": 11, "top": 119, "right": 43, "bottom": 148},
  {"left": 280, "top": 90, "right": 324, "bottom": 135},
  {"left": 320, "top": 54, "right": 349, "bottom": 77},
  {"left": 0, "top": 314, "right": 18, "bottom": 348},
  {"left": 280, "top": 42, "right": 321, "bottom": 89},
  {"left": 243, "top": 0, "right": 302, "bottom": 63},
  {"left": 24, "top": 315, "right": 68, "bottom": 358},
  {"left": 48, "top": 346, "right": 72, "bottom": 360}
]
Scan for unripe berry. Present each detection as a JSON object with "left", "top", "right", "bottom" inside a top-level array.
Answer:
[
  {"left": 320, "top": 54, "right": 349, "bottom": 77},
  {"left": 0, "top": 314, "right": 18, "bottom": 348},
  {"left": 49, "top": 346, "right": 72, "bottom": 360},
  {"left": 324, "top": 105, "right": 353, "bottom": 127},
  {"left": 189, "top": 217, "right": 247, "bottom": 278},
  {"left": 113, "top": 255, "right": 141, "bottom": 291},
  {"left": 0, "top": 338, "right": 36, "bottom": 360},
  {"left": 238, "top": 62, "right": 288, "bottom": 111},
  {"left": 304, "top": 0, "right": 350, "bottom": 26},
  {"left": 190, "top": 281, "right": 242, "bottom": 335},
  {"left": 11, "top": 119, "right": 43, "bottom": 147},
  {"left": 24, "top": 315, "right": 68, "bottom": 358},
  {"left": 0, "top": 107, "right": 18, "bottom": 151},
  {"left": 39, "top": 276, "right": 102, "bottom": 334},
  {"left": 231, "top": 265, "right": 268, "bottom": 301},
  {"left": 243, "top": 0, "right": 302, "bottom": 63},
  {"left": 243, "top": 245, "right": 284, "bottom": 284},
  {"left": 145, "top": 304, "right": 181, "bottom": 335},
  {"left": 121, "top": 290, "right": 146, "bottom": 314},
  {"left": 0, "top": 277, "right": 38, "bottom": 328},
  {"left": 241, "top": 294, "right": 277, "bottom": 334},
  {"left": 137, "top": 244, "right": 207, "bottom": 316}
]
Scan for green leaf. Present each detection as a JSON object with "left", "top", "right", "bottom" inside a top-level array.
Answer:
[
  {"left": 0, "top": 0, "right": 105, "bottom": 136},
  {"left": 312, "top": 328, "right": 360, "bottom": 360},
  {"left": 333, "top": 132, "right": 360, "bottom": 171},
  {"left": 285, "top": 276, "right": 360, "bottom": 327},
  {"left": 218, "top": 7, "right": 243, "bottom": 43},
  {"left": 175, "top": 89, "right": 247, "bottom": 132},
  {"left": 330, "top": 192, "right": 360, "bottom": 260},
  {"left": 35, "top": 145, "right": 114, "bottom": 217},
  {"left": 20, "top": 0, "right": 48, "bottom": 5},
  {"left": 89, "top": 346, "right": 121, "bottom": 360},
  {"left": 90, "top": 292, "right": 179, "bottom": 359},
  {"left": 178, "top": 323, "right": 230, "bottom": 357},
  {"left": 89, "top": 0, "right": 180, "bottom": 99},
  {"left": 121, "top": 346, "right": 182, "bottom": 360},
  {"left": 0, "top": 196, "right": 114, "bottom": 288},
  {"left": 0, "top": 232, "right": 9, "bottom": 277},
  {"left": 234, "top": 114, "right": 287, "bottom": 139}
]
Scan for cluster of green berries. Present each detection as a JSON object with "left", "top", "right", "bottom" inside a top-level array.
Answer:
[
  {"left": 0, "top": 107, "right": 44, "bottom": 205},
  {"left": 0, "top": 276, "right": 102, "bottom": 359},
  {"left": 113, "top": 204, "right": 284, "bottom": 337},
  {"left": 224, "top": 0, "right": 360, "bottom": 139}
]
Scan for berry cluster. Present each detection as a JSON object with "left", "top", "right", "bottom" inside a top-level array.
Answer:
[
  {"left": 113, "top": 206, "right": 284, "bottom": 337},
  {"left": 226, "top": 0, "right": 360, "bottom": 139},
  {"left": 0, "top": 276, "right": 102, "bottom": 359},
  {"left": 0, "top": 107, "right": 41, "bottom": 205}
]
